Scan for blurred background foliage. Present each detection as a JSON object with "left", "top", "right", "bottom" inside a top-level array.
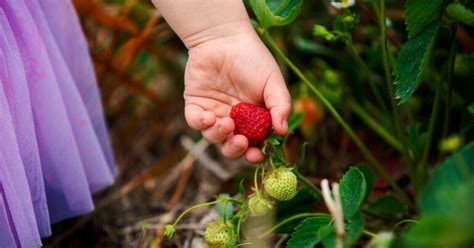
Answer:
[{"left": 43, "top": 0, "right": 474, "bottom": 247}]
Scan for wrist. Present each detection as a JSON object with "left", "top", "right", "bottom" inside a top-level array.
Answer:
[
  {"left": 183, "top": 19, "right": 256, "bottom": 49},
  {"left": 153, "top": 0, "right": 255, "bottom": 49}
]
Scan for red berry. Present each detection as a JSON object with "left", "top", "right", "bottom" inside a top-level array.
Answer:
[
  {"left": 230, "top": 102, "right": 271, "bottom": 146},
  {"left": 293, "top": 97, "right": 324, "bottom": 135}
]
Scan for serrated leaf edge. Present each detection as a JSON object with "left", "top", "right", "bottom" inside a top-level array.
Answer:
[
  {"left": 287, "top": 216, "right": 332, "bottom": 248},
  {"left": 394, "top": 21, "right": 441, "bottom": 104},
  {"left": 404, "top": 0, "right": 444, "bottom": 38}
]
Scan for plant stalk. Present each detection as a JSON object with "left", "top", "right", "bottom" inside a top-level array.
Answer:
[
  {"left": 378, "top": 0, "right": 414, "bottom": 176},
  {"left": 418, "top": 79, "right": 442, "bottom": 189},
  {"left": 350, "top": 100, "right": 402, "bottom": 152},
  {"left": 254, "top": 166, "right": 261, "bottom": 198},
  {"left": 172, "top": 200, "right": 219, "bottom": 226},
  {"left": 258, "top": 29, "right": 413, "bottom": 208},
  {"left": 419, "top": 25, "right": 457, "bottom": 186},
  {"left": 294, "top": 170, "right": 322, "bottom": 197},
  {"left": 346, "top": 36, "right": 388, "bottom": 113},
  {"left": 259, "top": 213, "right": 330, "bottom": 238},
  {"left": 236, "top": 216, "right": 243, "bottom": 241},
  {"left": 363, "top": 229, "right": 378, "bottom": 238},
  {"left": 442, "top": 24, "right": 458, "bottom": 139}
]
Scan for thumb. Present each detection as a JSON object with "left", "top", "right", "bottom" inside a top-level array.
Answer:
[{"left": 263, "top": 71, "right": 291, "bottom": 136}]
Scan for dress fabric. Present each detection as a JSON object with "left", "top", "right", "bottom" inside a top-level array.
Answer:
[{"left": 0, "top": 0, "right": 115, "bottom": 246}]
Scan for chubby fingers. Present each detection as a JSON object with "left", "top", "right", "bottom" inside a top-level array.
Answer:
[
  {"left": 220, "top": 134, "right": 248, "bottom": 159},
  {"left": 185, "top": 105, "right": 267, "bottom": 164},
  {"left": 185, "top": 104, "right": 216, "bottom": 130},
  {"left": 264, "top": 71, "right": 292, "bottom": 136},
  {"left": 202, "top": 117, "right": 234, "bottom": 144},
  {"left": 220, "top": 135, "right": 265, "bottom": 164},
  {"left": 244, "top": 147, "right": 265, "bottom": 164},
  {"left": 269, "top": 104, "right": 291, "bottom": 135}
]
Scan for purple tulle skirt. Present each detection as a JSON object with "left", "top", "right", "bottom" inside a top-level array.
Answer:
[{"left": 0, "top": 0, "right": 115, "bottom": 246}]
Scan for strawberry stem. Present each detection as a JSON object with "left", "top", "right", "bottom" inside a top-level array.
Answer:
[
  {"left": 269, "top": 156, "right": 276, "bottom": 170},
  {"left": 376, "top": 0, "right": 414, "bottom": 179},
  {"left": 171, "top": 200, "right": 220, "bottom": 227},
  {"left": 259, "top": 212, "right": 330, "bottom": 238},
  {"left": 293, "top": 169, "right": 321, "bottom": 197},
  {"left": 222, "top": 200, "right": 229, "bottom": 224},
  {"left": 254, "top": 166, "right": 262, "bottom": 198}
]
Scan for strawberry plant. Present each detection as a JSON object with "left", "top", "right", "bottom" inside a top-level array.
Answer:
[{"left": 162, "top": 0, "right": 474, "bottom": 247}]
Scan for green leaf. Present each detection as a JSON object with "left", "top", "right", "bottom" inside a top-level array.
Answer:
[
  {"left": 395, "top": 144, "right": 474, "bottom": 247},
  {"left": 446, "top": 3, "right": 474, "bottom": 27},
  {"left": 356, "top": 164, "right": 375, "bottom": 202},
  {"left": 216, "top": 194, "right": 233, "bottom": 220},
  {"left": 276, "top": 187, "right": 320, "bottom": 232},
  {"left": 248, "top": 0, "right": 303, "bottom": 29},
  {"left": 340, "top": 167, "right": 367, "bottom": 219},
  {"left": 405, "top": 0, "right": 444, "bottom": 38},
  {"left": 430, "top": 179, "right": 474, "bottom": 228},
  {"left": 394, "top": 21, "right": 440, "bottom": 104},
  {"left": 366, "top": 195, "right": 408, "bottom": 221},
  {"left": 239, "top": 179, "right": 246, "bottom": 196},
  {"left": 287, "top": 216, "right": 332, "bottom": 248},
  {"left": 345, "top": 212, "right": 365, "bottom": 245},
  {"left": 267, "top": 134, "right": 287, "bottom": 165},
  {"left": 419, "top": 142, "right": 474, "bottom": 214},
  {"left": 320, "top": 212, "right": 365, "bottom": 248},
  {"left": 318, "top": 224, "right": 336, "bottom": 248},
  {"left": 268, "top": 135, "right": 281, "bottom": 146},
  {"left": 395, "top": 211, "right": 474, "bottom": 247},
  {"left": 288, "top": 112, "right": 304, "bottom": 135}
]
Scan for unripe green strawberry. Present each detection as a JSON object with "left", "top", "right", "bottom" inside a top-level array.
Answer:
[
  {"left": 204, "top": 221, "right": 236, "bottom": 248},
  {"left": 263, "top": 167, "right": 298, "bottom": 201},
  {"left": 248, "top": 194, "right": 273, "bottom": 216}
]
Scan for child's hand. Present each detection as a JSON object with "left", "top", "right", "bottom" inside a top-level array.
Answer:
[
  {"left": 151, "top": 0, "right": 291, "bottom": 163},
  {"left": 183, "top": 22, "right": 291, "bottom": 163}
]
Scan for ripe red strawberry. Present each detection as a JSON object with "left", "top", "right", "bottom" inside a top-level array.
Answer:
[{"left": 230, "top": 102, "right": 272, "bottom": 147}]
